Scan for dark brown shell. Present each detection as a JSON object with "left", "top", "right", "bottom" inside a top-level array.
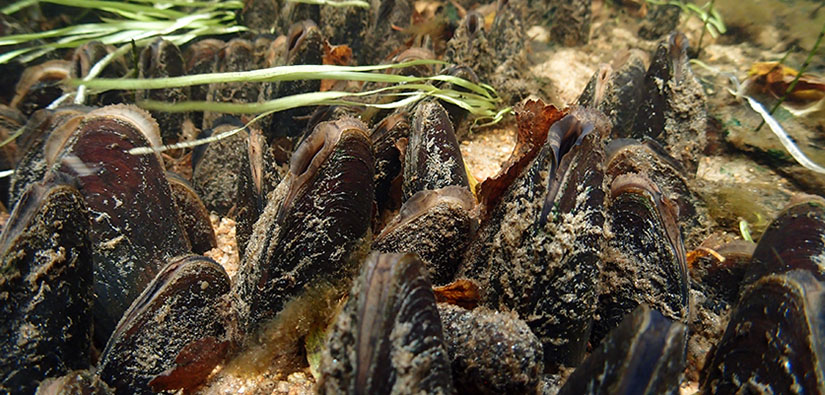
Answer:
[
  {"left": 138, "top": 39, "right": 188, "bottom": 143},
  {"left": 549, "top": 0, "right": 591, "bottom": 46},
  {"left": 559, "top": 304, "right": 688, "bottom": 395},
  {"left": 361, "top": 0, "right": 413, "bottom": 65},
  {"left": 595, "top": 172, "right": 689, "bottom": 344},
  {"left": 51, "top": 105, "right": 191, "bottom": 347},
  {"left": 191, "top": 116, "right": 249, "bottom": 216},
  {"left": 10, "top": 60, "right": 70, "bottom": 116},
  {"left": 265, "top": 20, "right": 325, "bottom": 141},
  {"left": 0, "top": 105, "right": 25, "bottom": 206},
  {"left": 402, "top": 100, "right": 470, "bottom": 202},
  {"left": 232, "top": 117, "right": 374, "bottom": 334},
  {"left": 234, "top": 128, "right": 280, "bottom": 260},
  {"left": 204, "top": 39, "right": 259, "bottom": 130},
  {"left": 97, "top": 255, "right": 231, "bottom": 393},
  {"left": 438, "top": 304, "right": 543, "bottom": 394},
  {"left": 701, "top": 270, "right": 825, "bottom": 393},
  {"left": 318, "top": 252, "right": 454, "bottom": 394},
  {"left": 8, "top": 106, "right": 91, "bottom": 209},
  {"left": 70, "top": 41, "right": 127, "bottom": 107},
  {"left": 166, "top": 172, "right": 217, "bottom": 254},
  {"left": 183, "top": 39, "right": 225, "bottom": 130},
  {"left": 373, "top": 186, "right": 477, "bottom": 285},
  {"left": 0, "top": 181, "right": 92, "bottom": 394}
]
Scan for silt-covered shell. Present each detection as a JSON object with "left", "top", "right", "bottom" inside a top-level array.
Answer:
[
  {"left": 318, "top": 252, "right": 454, "bottom": 394},
  {"left": 232, "top": 117, "right": 374, "bottom": 334},
  {"left": 0, "top": 181, "right": 92, "bottom": 394},
  {"left": 438, "top": 303, "right": 543, "bottom": 394},
  {"left": 97, "top": 255, "right": 231, "bottom": 393}
]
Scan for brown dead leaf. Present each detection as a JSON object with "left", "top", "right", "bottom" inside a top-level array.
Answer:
[
  {"left": 433, "top": 279, "right": 481, "bottom": 309},
  {"left": 748, "top": 61, "right": 825, "bottom": 104},
  {"left": 476, "top": 99, "right": 566, "bottom": 217},
  {"left": 321, "top": 41, "right": 353, "bottom": 91}
]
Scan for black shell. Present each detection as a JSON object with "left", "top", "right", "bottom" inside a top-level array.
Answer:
[
  {"left": 51, "top": 105, "right": 191, "bottom": 347},
  {"left": 460, "top": 109, "right": 609, "bottom": 367},
  {"left": 701, "top": 270, "right": 825, "bottom": 393},
  {"left": 361, "top": 0, "right": 413, "bottom": 64},
  {"left": 232, "top": 117, "right": 374, "bottom": 334},
  {"left": 577, "top": 49, "right": 648, "bottom": 138},
  {"left": 0, "top": 181, "right": 92, "bottom": 394},
  {"left": 318, "top": 252, "right": 454, "bottom": 394},
  {"left": 191, "top": 116, "right": 248, "bottom": 216},
  {"left": 595, "top": 173, "right": 689, "bottom": 344},
  {"left": 744, "top": 198, "right": 825, "bottom": 284},
  {"left": 166, "top": 172, "right": 217, "bottom": 254},
  {"left": 605, "top": 137, "right": 708, "bottom": 247},
  {"left": 549, "top": 0, "right": 591, "bottom": 46},
  {"left": 371, "top": 110, "right": 411, "bottom": 220},
  {"left": 438, "top": 304, "right": 543, "bottom": 394},
  {"left": 97, "top": 255, "right": 231, "bottom": 394},
  {"left": 630, "top": 32, "right": 707, "bottom": 172},
  {"left": 559, "top": 304, "right": 688, "bottom": 395},
  {"left": 402, "top": 100, "right": 470, "bottom": 202},
  {"left": 137, "top": 39, "right": 188, "bottom": 143},
  {"left": 0, "top": 105, "right": 25, "bottom": 206},
  {"left": 373, "top": 186, "right": 477, "bottom": 285}
]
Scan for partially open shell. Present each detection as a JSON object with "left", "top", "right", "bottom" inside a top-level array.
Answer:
[
  {"left": 97, "top": 255, "right": 231, "bottom": 393},
  {"left": 318, "top": 252, "right": 454, "bottom": 394},
  {"left": 232, "top": 117, "right": 374, "bottom": 334}
]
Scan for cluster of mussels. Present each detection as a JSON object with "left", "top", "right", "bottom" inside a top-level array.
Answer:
[{"left": 1, "top": 0, "right": 824, "bottom": 393}]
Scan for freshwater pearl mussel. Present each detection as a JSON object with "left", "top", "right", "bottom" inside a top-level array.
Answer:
[{"left": 0, "top": 1, "right": 822, "bottom": 393}]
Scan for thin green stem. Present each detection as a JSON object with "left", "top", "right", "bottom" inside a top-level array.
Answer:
[{"left": 695, "top": 0, "right": 715, "bottom": 56}]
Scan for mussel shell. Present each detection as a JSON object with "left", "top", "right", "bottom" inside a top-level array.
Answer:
[
  {"left": 595, "top": 173, "right": 689, "bottom": 344},
  {"left": 549, "top": 0, "right": 592, "bottom": 46},
  {"left": 51, "top": 105, "right": 190, "bottom": 346},
  {"left": 371, "top": 110, "right": 410, "bottom": 219},
  {"left": 630, "top": 32, "right": 707, "bottom": 172},
  {"left": 744, "top": 198, "right": 825, "bottom": 284},
  {"left": 70, "top": 41, "right": 127, "bottom": 107},
  {"left": 318, "top": 252, "right": 454, "bottom": 394},
  {"left": 373, "top": 186, "right": 476, "bottom": 285},
  {"left": 138, "top": 39, "right": 188, "bottom": 143},
  {"left": 10, "top": 60, "right": 70, "bottom": 116},
  {"left": 98, "top": 255, "right": 230, "bottom": 393},
  {"left": 166, "top": 172, "right": 217, "bottom": 254},
  {"left": 234, "top": 128, "right": 280, "bottom": 260},
  {"left": 438, "top": 304, "right": 543, "bottom": 394},
  {"left": 183, "top": 39, "right": 224, "bottom": 130},
  {"left": 232, "top": 117, "right": 374, "bottom": 333},
  {"left": 0, "top": 181, "right": 92, "bottom": 394},
  {"left": 204, "top": 39, "right": 259, "bottom": 130},
  {"left": 8, "top": 106, "right": 91, "bottom": 209},
  {"left": 240, "top": 0, "right": 279, "bottom": 32},
  {"left": 36, "top": 369, "right": 113, "bottom": 395},
  {"left": 559, "top": 304, "right": 688, "bottom": 395},
  {"left": 605, "top": 137, "right": 707, "bottom": 246},
  {"left": 265, "top": 20, "right": 325, "bottom": 141},
  {"left": 701, "top": 270, "right": 825, "bottom": 393},
  {"left": 402, "top": 100, "right": 470, "bottom": 202},
  {"left": 191, "top": 116, "right": 249, "bottom": 216},
  {"left": 321, "top": 1, "right": 370, "bottom": 62},
  {"left": 577, "top": 49, "right": 648, "bottom": 138},
  {"left": 0, "top": 105, "right": 25, "bottom": 206},
  {"left": 362, "top": 0, "right": 413, "bottom": 64}
]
